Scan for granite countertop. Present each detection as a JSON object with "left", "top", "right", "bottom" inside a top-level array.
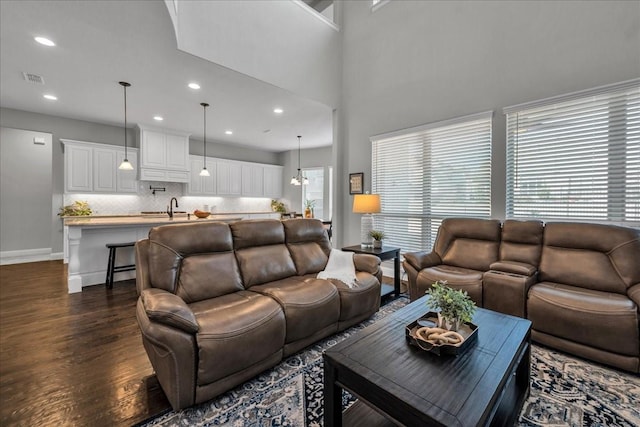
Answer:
[{"left": 63, "top": 214, "right": 244, "bottom": 227}]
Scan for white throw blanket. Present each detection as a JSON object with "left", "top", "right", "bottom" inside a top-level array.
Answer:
[{"left": 317, "top": 249, "right": 358, "bottom": 288}]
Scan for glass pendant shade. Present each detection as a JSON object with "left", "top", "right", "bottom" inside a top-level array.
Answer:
[
  {"left": 118, "top": 81, "right": 133, "bottom": 171},
  {"left": 119, "top": 159, "right": 134, "bottom": 170}
]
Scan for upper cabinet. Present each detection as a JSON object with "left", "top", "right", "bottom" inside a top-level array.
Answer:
[
  {"left": 185, "top": 156, "right": 282, "bottom": 198},
  {"left": 187, "top": 156, "right": 217, "bottom": 195},
  {"left": 241, "top": 163, "right": 264, "bottom": 197},
  {"left": 263, "top": 165, "right": 283, "bottom": 198},
  {"left": 138, "top": 124, "right": 190, "bottom": 183},
  {"left": 216, "top": 160, "right": 242, "bottom": 196},
  {"left": 62, "top": 139, "right": 138, "bottom": 194}
]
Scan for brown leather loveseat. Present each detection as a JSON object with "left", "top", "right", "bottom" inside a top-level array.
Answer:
[
  {"left": 135, "top": 218, "right": 382, "bottom": 409},
  {"left": 403, "top": 218, "right": 640, "bottom": 373}
]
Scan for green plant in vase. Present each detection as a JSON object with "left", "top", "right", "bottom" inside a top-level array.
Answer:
[
  {"left": 369, "top": 230, "right": 385, "bottom": 248},
  {"left": 425, "top": 280, "right": 476, "bottom": 331}
]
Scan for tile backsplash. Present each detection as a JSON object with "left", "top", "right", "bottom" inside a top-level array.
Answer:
[{"left": 63, "top": 181, "right": 277, "bottom": 215}]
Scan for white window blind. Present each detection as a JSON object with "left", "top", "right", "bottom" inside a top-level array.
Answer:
[
  {"left": 371, "top": 112, "right": 492, "bottom": 253},
  {"left": 505, "top": 79, "right": 640, "bottom": 226}
]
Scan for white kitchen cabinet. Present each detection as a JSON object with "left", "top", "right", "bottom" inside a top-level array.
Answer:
[
  {"left": 62, "top": 139, "right": 138, "bottom": 194},
  {"left": 65, "top": 143, "right": 93, "bottom": 192},
  {"left": 93, "top": 148, "right": 117, "bottom": 192},
  {"left": 263, "top": 165, "right": 284, "bottom": 198},
  {"left": 241, "top": 163, "right": 264, "bottom": 197},
  {"left": 216, "top": 160, "right": 242, "bottom": 196},
  {"left": 187, "top": 156, "right": 216, "bottom": 195},
  {"left": 138, "top": 124, "right": 190, "bottom": 183}
]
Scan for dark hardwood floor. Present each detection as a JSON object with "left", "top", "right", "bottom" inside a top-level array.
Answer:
[
  {"left": 0, "top": 260, "right": 401, "bottom": 426},
  {"left": 0, "top": 261, "right": 169, "bottom": 426}
]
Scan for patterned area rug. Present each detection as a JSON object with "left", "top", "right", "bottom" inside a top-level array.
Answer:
[{"left": 140, "top": 297, "right": 640, "bottom": 427}]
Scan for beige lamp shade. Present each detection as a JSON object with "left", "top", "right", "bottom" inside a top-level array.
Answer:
[{"left": 353, "top": 194, "right": 381, "bottom": 214}]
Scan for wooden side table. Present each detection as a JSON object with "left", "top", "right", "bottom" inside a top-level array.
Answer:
[{"left": 342, "top": 245, "right": 401, "bottom": 299}]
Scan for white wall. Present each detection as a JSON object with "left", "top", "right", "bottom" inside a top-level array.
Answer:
[
  {"left": 0, "top": 127, "right": 52, "bottom": 262},
  {"left": 338, "top": 0, "right": 640, "bottom": 248},
  {"left": 170, "top": 1, "right": 341, "bottom": 107}
]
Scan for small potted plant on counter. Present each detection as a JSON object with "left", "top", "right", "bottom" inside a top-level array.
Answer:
[
  {"left": 369, "top": 230, "right": 385, "bottom": 249},
  {"left": 426, "top": 280, "right": 476, "bottom": 331},
  {"left": 58, "top": 200, "right": 92, "bottom": 216}
]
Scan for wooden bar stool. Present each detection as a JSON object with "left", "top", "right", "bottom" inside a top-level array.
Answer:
[{"left": 105, "top": 242, "right": 136, "bottom": 289}]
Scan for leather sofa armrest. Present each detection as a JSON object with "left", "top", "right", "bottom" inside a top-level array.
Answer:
[
  {"left": 404, "top": 251, "right": 441, "bottom": 271},
  {"left": 489, "top": 260, "right": 537, "bottom": 277},
  {"left": 628, "top": 283, "right": 640, "bottom": 308},
  {"left": 141, "top": 288, "right": 199, "bottom": 334},
  {"left": 353, "top": 253, "right": 381, "bottom": 275}
]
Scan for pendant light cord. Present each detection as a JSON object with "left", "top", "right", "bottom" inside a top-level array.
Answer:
[
  {"left": 201, "top": 103, "right": 209, "bottom": 170},
  {"left": 123, "top": 84, "right": 128, "bottom": 159}
]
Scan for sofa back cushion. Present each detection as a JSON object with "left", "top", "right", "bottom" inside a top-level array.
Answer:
[
  {"left": 147, "top": 222, "right": 244, "bottom": 303},
  {"left": 231, "top": 220, "right": 297, "bottom": 288},
  {"left": 499, "top": 220, "right": 544, "bottom": 266},
  {"left": 539, "top": 222, "right": 640, "bottom": 294},
  {"left": 434, "top": 218, "right": 501, "bottom": 271},
  {"left": 284, "top": 219, "right": 332, "bottom": 275}
]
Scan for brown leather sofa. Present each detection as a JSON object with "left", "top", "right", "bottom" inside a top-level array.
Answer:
[
  {"left": 403, "top": 218, "right": 640, "bottom": 373},
  {"left": 135, "top": 218, "right": 382, "bottom": 410}
]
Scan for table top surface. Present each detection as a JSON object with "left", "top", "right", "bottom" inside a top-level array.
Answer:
[
  {"left": 342, "top": 245, "right": 401, "bottom": 256},
  {"left": 324, "top": 296, "right": 532, "bottom": 426}
]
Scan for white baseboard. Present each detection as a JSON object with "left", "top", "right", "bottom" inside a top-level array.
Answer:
[{"left": 0, "top": 248, "right": 54, "bottom": 265}]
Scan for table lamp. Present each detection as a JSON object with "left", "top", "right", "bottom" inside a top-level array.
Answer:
[{"left": 353, "top": 193, "right": 381, "bottom": 247}]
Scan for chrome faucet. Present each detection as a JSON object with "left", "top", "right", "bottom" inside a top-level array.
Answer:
[{"left": 167, "top": 197, "right": 178, "bottom": 219}]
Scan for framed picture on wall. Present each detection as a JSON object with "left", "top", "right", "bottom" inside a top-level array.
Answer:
[{"left": 349, "top": 172, "right": 364, "bottom": 195}]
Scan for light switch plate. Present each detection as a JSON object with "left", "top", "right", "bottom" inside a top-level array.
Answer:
[{"left": 33, "top": 137, "right": 46, "bottom": 145}]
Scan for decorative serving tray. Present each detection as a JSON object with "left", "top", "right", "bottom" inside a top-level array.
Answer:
[{"left": 405, "top": 312, "right": 478, "bottom": 356}]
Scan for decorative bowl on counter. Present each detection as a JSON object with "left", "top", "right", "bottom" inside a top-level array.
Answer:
[{"left": 194, "top": 210, "right": 211, "bottom": 219}]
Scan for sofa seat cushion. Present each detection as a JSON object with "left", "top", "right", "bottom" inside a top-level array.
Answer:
[
  {"left": 251, "top": 277, "right": 340, "bottom": 343},
  {"left": 328, "top": 272, "right": 381, "bottom": 322},
  {"left": 417, "top": 265, "right": 483, "bottom": 305},
  {"left": 190, "top": 290, "right": 285, "bottom": 386},
  {"left": 528, "top": 282, "right": 639, "bottom": 356}
]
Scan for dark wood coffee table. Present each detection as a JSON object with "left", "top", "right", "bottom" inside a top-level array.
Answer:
[{"left": 323, "top": 296, "right": 532, "bottom": 426}]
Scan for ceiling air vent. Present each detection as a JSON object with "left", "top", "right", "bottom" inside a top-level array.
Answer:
[{"left": 22, "top": 72, "right": 45, "bottom": 85}]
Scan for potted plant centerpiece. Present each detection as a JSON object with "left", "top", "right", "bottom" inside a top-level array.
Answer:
[
  {"left": 369, "top": 230, "right": 385, "bottom": 249},
  {"left": 426, "top": 280, "right": 476, "bottom": 331}
]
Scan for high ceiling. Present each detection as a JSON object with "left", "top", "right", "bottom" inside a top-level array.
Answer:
[{"left": 0, "top": 0, "right": 333, "bottom": 152}]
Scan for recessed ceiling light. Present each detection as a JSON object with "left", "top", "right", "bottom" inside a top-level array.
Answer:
[
  {"left": 43, "top": 94, "right": 57, "bottom": 100},
  {"left": 34, "top": 36, "right": 55, "bottom": 47},
  {"left": 188, "top": 82, "right": 201, "bottom": 90},
  {"left": 273, "top": 108, "right": 283, "bottom": 114},
  {"left": 153, "top": 116, "right": 164, "bottom": 121},
  {"left": 225, "top": 130, "right": 233, "bottom": 135}
]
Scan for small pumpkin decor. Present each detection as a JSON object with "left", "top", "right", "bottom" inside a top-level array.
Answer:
[
  {"left": 369, "top": 230, "right": 385, "bottom": 249},
  {"left": 425, "top": 280, "right": 476, "bottom": 332}
]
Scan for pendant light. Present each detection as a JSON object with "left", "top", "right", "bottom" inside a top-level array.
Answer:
[
  {"left": 118, "top": 81, "right": 134, "bottom": 170},
  {"left": 290, "top": 135, "right": 308, "bottom": 186},
  {"left": 199, "top": 102, "right": 210, "bottom": 177}
]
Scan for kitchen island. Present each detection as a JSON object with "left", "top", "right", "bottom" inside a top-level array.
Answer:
[{"left": 63, "top": 214, "right": 244, "bottom": 293}]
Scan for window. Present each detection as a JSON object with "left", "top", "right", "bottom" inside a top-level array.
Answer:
[
  {"left": 371, "top": 112, "right": 492, "bottom": 252},
  {"left": 505, "top": 79, "right": 640, "bottom": 226},
  {"left": 302, "top": 167, "right": 325, "bottom": 220}
]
